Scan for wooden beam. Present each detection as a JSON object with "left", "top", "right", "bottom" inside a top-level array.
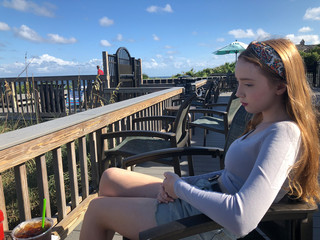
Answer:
[
  {"left": 14, "top": 164, "right": 31, "bottom": 221},
  {"left": 36, "top": 154, "right": 51, "bottom": 217},
  {"left": 53, "top": 148, "right": 67, "bottom": 221},
  {"left": 52, "top": 193, "right": 98, "bottom": 240},
  {"left": 67, "top": 141, "right": 79, "bottom": 210}
]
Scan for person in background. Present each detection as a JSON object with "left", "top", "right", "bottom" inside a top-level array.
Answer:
[
  {"left": 97, "top": 65, "right": 104, "bottom": 75},
  {"left": 80, "top": 38, "right": 320, "bottom": 240}
]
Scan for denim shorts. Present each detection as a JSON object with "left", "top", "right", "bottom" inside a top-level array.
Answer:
[{"left": 155, "top": 177, "right": 236, "bottom": 240}]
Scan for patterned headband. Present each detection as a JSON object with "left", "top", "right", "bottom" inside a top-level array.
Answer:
[{"left": 249, "top": 41, "right": 285, "bottom": 78}]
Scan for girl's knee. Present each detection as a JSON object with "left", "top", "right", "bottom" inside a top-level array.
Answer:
[
  {"left": 85, "top": 197, "right": 102, "bottom": 218},
  {"left": 99, "top": 167, "right": 123, "bottom": 196},
  {"left": 100, "top": 167, "right": 122, "bottom": 183}
]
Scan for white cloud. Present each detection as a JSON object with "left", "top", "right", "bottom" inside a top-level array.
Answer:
[
  {"left": 0, "top": 22, "right": 10, "bottom": 31},
  {"left": 217, "top": 38, "right": 225, "bottom": 42},
  {"left": 116, "top": 34, "right": 123, "bottom": 41},
  {"left": 31, "top": 54, "right": 76, "bottom": 66},
  {"left": 299, "top": 26, "right": 313, "bottom": 33},
  {"left": 256, "top": 28, "right": 271, "bottom": 40},
  {"left": 99, "top": 17, "right": 114, "bottom": 27},
  {"left": 13, "top": 25, "right": 43, "bottom": 42},
  {"left": 12, "top": 25, "right": 77, "bottom": 44},
  {"left": 143, "top": 58, "right": 167, "bottom": 69},
  {"left": 0, "top": 54, "right": 107, "bottom": 77},
  {"left": 47, "top": 34, "right": 77, "bottom": 44},
  {"left": 286, "top": 34, "right": 320, "bottom": 44},
  {"left": 153, "top": 34, "right": 160, "bottom": 41},
  {"left": 163, "top": 4, "right": 173, "bottom": 13},
  {"left": 228, "top": 28, "right": 270, "bottom": 40},
  {"left": 100, "top": 40, "right": 111, "bottom": 47},
  {"left": 3, "top": 0, "right": 55, "bottom": 17},
  {"left": 228, "top": 29, "right": 255, "bottom": 38},
  {"left": 142, "top": 54, "right": 213, "bottom": 76},
  {"left": 167, "top": 50, "right": 177, "bottom": 55},
  {"left": 304, "top": 7, "right": 320, "bottom": 20},
  {"left": 146, "top": 4, "right": 173, "bottom": 13}
]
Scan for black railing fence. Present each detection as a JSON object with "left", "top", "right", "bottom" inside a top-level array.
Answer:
[
  {"left": 307, "top": 61, "right": 320, "bottom": 88},
  {"left": 0, "top": 73, "right": 237, "bottom": 120}
]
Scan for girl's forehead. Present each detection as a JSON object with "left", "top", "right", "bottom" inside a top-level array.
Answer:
[{"left": 235, "top": 59, "right": 261, "bottom": 79}]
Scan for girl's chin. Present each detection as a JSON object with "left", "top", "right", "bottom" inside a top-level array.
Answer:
[{"left": 243, "top": 106, "right": 257, "bottom": 114}]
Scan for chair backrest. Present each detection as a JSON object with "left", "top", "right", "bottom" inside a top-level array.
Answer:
[
  {"left": 202, "top": 82, "right": 215, "bottom": 105},
  {"left": 224, "top": 105, "right": 253, "bottom": 155},
  {"left": 173, "top": 93, "right": 197, "bottom": 146},
  {"left": 226, "top": 90, "right": 241, "bottom": 126}
]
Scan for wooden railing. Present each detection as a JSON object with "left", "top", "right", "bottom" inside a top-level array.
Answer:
[{"left": 0, "top": 87, "right": 184, "bottom": 239}]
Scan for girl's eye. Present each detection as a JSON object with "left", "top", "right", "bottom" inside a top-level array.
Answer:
[{"left": 245, "top": 84, "right": 253, "bottom": 87}]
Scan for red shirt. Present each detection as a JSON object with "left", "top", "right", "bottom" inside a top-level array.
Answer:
[{"left": 98, "top": 69, "right": 104, "bottom": 75}]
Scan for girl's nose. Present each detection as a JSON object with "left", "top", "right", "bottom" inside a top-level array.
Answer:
[{"left": 235, "top": 85, "right": 243, "bottom": 98}]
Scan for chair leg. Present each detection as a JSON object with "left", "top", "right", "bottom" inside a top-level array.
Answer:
[
  {"left": 298, "top": 215, "right": 314, "bottom": 240},
  {"left": 173, "top": 156, "right": 182, "bottom": 176},
  {"left": 187, "top": 155, "right": 195, "bottom": 176}
]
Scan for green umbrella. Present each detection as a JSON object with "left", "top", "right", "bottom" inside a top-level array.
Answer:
[{"left": 213, "top": 40, "right": 248, "bottom": 62}]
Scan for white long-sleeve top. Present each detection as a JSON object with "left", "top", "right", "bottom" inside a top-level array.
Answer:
[{"left": 174, "top": 121, "right": 301, "bottom": 237}]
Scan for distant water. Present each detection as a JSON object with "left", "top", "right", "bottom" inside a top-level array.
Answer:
[{"left": 148, "top": 76, "right": 172, "bottom": 79}]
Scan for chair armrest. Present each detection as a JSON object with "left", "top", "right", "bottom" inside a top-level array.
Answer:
[
  {"left": 123, "top": 146, "right": 224, "bottom": 168},
  {"left": 189, "top": 108, "right": 227, "bottom": 116},
  {"left": 101, "top": 130, "right": 176, "bottom": 141},
  {"left": 132, "top": 116, "right": 176, "bottom": 124},
  {"left": 139, "top": 214, "right": 222, "bottom": 240},
  {"left": 261, "top": 201, "right": 318, "bottom": 222},
  {"left": 139, "top": 202, "right": 318, "bottom": 240},
  {"left": 206, "top": 103, "right": 228, "bottom": 108}
]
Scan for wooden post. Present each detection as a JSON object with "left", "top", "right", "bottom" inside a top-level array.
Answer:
[
  {"left": 102, "top": 51, "right": 110, "bottom": 88},
  {"left": 11, "top": 82, "right": 18, "bottom": 111},
  {"left": 35, "top": 155, "right": 51, "bottom": 217},
  {"left": 14, "top": 164, "right": 31, "bottom": 221},
  {"left": 138, "top": 59, "right": 143, "bottom": 86},
  {"left": 132, "top": 57, "right": 136, "bottom": 87}
]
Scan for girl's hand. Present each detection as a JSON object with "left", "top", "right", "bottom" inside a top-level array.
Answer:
[
  {"left": 157, "top": 184, "right": 175, "bottom": 203},
  {"left": 162, "top": 172, "right": 180, "bottom": 199}
]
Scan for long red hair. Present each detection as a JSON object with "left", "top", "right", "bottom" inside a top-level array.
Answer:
[{"left": 239, "top": 38, "right": 320, "bottom": 205}]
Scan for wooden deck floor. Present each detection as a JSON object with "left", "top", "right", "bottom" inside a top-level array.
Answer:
[{"left": 66, "top": 93, "right": 320, "bottom": 240}]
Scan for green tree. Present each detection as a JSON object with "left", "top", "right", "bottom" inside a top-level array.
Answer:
[
  {"left": 169, "top": 62, "right": 236, "bottom": 79},
  {"left": 299, "top": 45, "right": 320, "bottom": 71},
  {"left": 143, "top": 73, "right": 149, "bottom": 79}
]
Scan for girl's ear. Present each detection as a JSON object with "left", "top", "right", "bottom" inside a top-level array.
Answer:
[{"left": 276, "top": 83, "right": 287, "bottom": 95}]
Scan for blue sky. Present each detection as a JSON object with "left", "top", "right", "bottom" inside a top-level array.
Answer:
[{"left": 0, "top": 0, "right": 320, "bottom": 78}]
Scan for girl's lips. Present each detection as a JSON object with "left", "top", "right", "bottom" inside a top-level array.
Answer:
[{"left": 241, "top": 102, "right": 248, "bottom": 107}]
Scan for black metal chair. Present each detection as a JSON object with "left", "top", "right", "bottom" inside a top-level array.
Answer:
[
  {"left": 100, "top": 93, "right": 197, "bottom": 177},
  {"left": 170, "top": 81, "right": 216, "bottom": 108},
  {"left": 189, "top": 90, "right": 241, "bottom": 146},
  {"left": 122, "top": 106, "right": 318, "bottom": 240},
  {"left": 193, "top": 81, "right": 218, "bottom": 107}
]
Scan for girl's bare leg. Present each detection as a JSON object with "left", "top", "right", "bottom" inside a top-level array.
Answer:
[
  {"left": 80, "top": 168, "right": 164, "bottom": 239},
  {"left": 99, "top": 167, "right": 163, "bottom": 198},
  {"left": 80, "top": 196, "right": 158, "bottom": 240}
]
